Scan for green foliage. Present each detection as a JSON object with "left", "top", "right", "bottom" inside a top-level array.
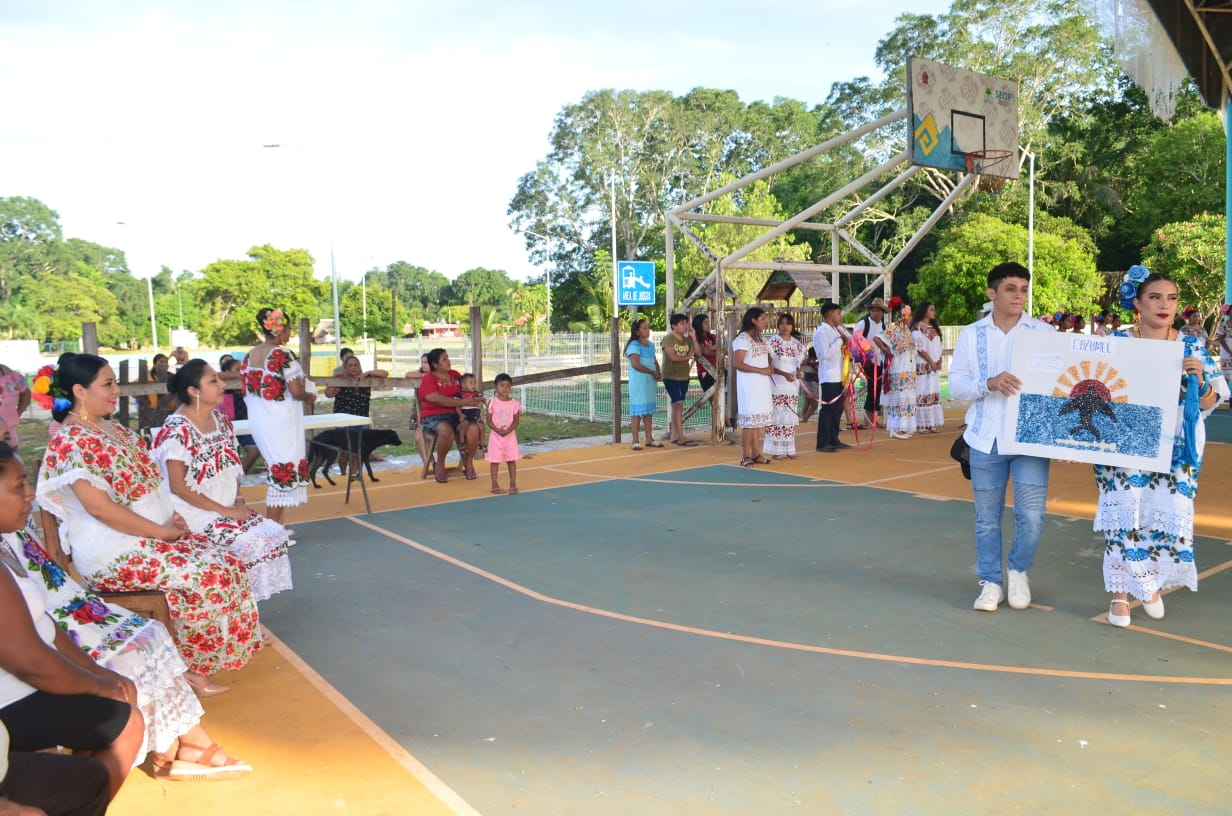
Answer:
[
  {"left": 508, "top": 89, "right": 834, "bottom": 328},
  {"left": 446, "top": 267, "right": 516, "bottom": 308},
  {"left": 12, "top": 268, "right": 119, "bottom": 342},
  {"left": 195, "top": 245, "right": 329, "bottom": 346},
  {"left": 909, "top": 213, "right": 1100, "bottom": 323},
  {"left": 1141, "top": 213, "right": 1227, "bottom": 325},
  {"left": 340, "top": 278, "right": 394, "bottom": 340},
  {"left": 0, "top": 196, "right": 63, "bottom": 243},
  {"left": 1043, "top": 80, "right": 1215, "bottom": 269},
  {"left": 674, "top": 177, "right": 811, "bottom": 304}
]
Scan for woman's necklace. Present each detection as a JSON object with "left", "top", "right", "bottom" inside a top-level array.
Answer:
[
  {"left": 1133, "top": 325, "right": 1176, "bottom": 341},
  {"left": 67, "top": 410, "right": 132, "bottom": 449}
]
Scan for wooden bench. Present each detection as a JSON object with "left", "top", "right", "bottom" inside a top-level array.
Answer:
[{"left": 38, "top": 508, "right": 175, "bottom": 633}]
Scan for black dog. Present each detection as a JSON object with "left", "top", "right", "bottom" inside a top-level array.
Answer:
[{"left": 308, "top": 428, "right": 402, "bottom": 488}]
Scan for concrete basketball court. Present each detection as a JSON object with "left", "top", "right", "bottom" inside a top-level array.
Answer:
[{"left": 112, "top": 411, "right": 1232, "bottom": 815}]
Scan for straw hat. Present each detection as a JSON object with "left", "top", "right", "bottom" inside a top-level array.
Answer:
[{"left": 868, "top": 298, "right": 889, "bottom": 312}]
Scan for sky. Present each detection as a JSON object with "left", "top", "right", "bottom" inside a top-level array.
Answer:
[{"left": 0, "top": 0, "right": 953, "bottom": 287}]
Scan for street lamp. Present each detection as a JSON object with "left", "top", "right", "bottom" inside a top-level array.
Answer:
[
  {"left": 521, "top": 229, "right": 555, "bottom": 331},
  {"left": 262, "top": 144, "right": 342, "bottom": 359},
  {"left": 115, "top": 221, "right": 159, "bottom": 351},
  {"left": 1021, "top": 147, "right": 1037, "bottom": 317}
]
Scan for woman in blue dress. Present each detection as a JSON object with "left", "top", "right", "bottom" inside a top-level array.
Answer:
[{"left": 624, "top": 318, "right": 662, "bottom": 450}]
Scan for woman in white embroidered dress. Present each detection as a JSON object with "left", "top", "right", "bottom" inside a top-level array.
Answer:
[
  {"left": 766, "top": 313, "right": 805, "bottom": 459},
  {"left": 882, "top": 302, "right": 917, "bottom": 440},
  {"left": 1, "top": 444, "right": 249, "bottom": 780},
  {"left": 153, "top": 360, "right": 292, "bottom": 602},
  {"left": 731, "top": 307, "right": 773, "bottom": 467},
  {"left": 36, "top": 354, "right": 263, "bottom": 696},
  {"left": 1097, "top": 272, "right": 1228, "bottom": 627},
  {"left": 911, "top": 301, "right": 944, "bottom": 433},
  {"left": 241, "top": 308, "right": 316, "bottom": 524}
]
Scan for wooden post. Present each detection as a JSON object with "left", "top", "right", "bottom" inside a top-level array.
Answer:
[
  {"left": 724, "top": 310, "right": 739, "bottom": 440},
  {"left": 469, "top": 305, "right": 482, "bottom": 383},
  {"left": 610, "top": 317, "right": 622, "bottom": 444},
  {"left": 117, "top": 360, "right": 130, "bottom": 425},
  {"left": 135, "top": 358, "right": 149, "bottom": 430},
  {"left": 81, "top": 323, "right": 99, "bottom": 355},
  {"left": 298, "top": 317, "right": 312, "bottom": 415}
]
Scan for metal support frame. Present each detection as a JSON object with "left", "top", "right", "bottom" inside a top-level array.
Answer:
[{"left": 664, "top": 106, "right": 986, "bottom": 440}]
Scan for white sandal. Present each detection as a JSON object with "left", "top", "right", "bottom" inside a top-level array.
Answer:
[{"left": 1108, "top": 599, "right": 1131, "bottom": 628}]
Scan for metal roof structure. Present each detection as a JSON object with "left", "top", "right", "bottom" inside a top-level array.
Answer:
[
  {"left": 1146, "top": 0, "right": 1232, "bottom": 106},
  {"left": 754, "top": 269, "right": 835, "bottom": 302}
]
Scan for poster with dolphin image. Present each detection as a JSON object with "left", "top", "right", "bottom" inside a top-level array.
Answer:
[{"left": 1000, "top": 330, "right": 1182, "bottom": 473}]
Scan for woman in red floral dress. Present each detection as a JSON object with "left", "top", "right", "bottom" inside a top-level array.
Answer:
[
  {"left": 36, "top": 354, "right": 262, "bottom": 694},
  {"left": 241, "top": 308, "right": 317, "bottom": 524}
]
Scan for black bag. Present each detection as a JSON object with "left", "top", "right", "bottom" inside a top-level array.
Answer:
[{"left": 950, "top": 434, "right": 971, "bottom": 480}]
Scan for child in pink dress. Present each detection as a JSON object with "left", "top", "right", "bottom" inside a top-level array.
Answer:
[{"left": 485, "top": 373, "right": 521, "bottom": 494}]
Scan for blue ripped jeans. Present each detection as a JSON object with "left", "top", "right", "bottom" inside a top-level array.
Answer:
[{"left": 969, "top": 441, "right": 1050, "bottom": 585}]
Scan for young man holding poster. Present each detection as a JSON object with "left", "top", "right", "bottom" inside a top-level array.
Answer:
[{"left": 949, "top": 262, "right": 1053, "bottom": 612}]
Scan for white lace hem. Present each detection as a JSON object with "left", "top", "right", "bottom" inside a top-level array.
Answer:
[
  {"left": 1103, "top": 562, "right": 1198, "bottom": 602},
  {"left": 231, "top": 517, "right": 293, "bottom": 601},
  {"left": 1093, "top": 503, "right": 1193, "bottom": 538},
  {"left": 101, "top": 619, "right": 203, "bottom": 758},
  {"left": 265, "top": 484, "right": 307, "bottom": 507}
]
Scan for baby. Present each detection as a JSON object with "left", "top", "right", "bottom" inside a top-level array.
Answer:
[{"left": 457, "top": 373, "right": 484, "bottom": 447}]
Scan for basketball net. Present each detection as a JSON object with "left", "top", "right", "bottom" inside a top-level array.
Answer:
[{"left": 1086, "top": 0, "right": 1190, "bottom": 121}]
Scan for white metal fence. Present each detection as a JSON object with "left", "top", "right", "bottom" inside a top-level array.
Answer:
[{"left": 388, "top": 327, "right": 962, "bottom": 426}]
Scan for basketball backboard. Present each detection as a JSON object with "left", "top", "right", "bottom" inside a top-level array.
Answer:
[{"left": 907, "top": 57, "right": 1020, "bottom": 180}]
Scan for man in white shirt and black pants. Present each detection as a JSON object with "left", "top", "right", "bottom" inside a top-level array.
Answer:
[
  {"left": 949, "top": 262, "right": 1052, "bottom": 612},
  {"left": 812, "top": 303, "right": 850, "bottom": 452}
]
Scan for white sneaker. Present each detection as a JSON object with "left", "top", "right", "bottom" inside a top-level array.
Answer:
[
  {"left": 1007, "top": 569, "right": 1031, "bottom": 609},
  {"left": 973, "top": 581, "right": 1003, "bottom": 611}
]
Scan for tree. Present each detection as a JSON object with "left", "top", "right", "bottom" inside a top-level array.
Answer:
[
  {"left": 11, "top": 267, "right": 119, "bottom": 343},
  {"left": 674, "top": 177, "right": 812, "bottom": 305},
  {"left": 195, "top": 245, "right": 328, "bottom": 345},
  {"left": 0, "top": 196, "right": 63, "bottom": 243},
  {"left": 382, "top": 262, "right": 449, "bottom": 314},
  {"left": 909, "top": 212, "right": 1100, "bottom": 323},
  {"left": 1119, "top": 112, "right": 1227, "bottom": 261},
  {"left": 1141, "top": 213, "right": 1226, "bottom": 326},
  {"left": 340, "top": 278, "right": 394, "bottom": 339},
  {"left": 1043, "top": 80, "right": 1213, "bottom": 269},
  {"left": 446, "top": 267, "right": 516, "bottom": 309}
]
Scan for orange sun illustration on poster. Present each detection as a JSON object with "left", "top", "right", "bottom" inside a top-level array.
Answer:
[{"left": 1052, "top": 361, "right": 1129, "bottom": 442}]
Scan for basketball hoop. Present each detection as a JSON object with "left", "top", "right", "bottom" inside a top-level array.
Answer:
[
  {"left": 964, "top": 149, "right": 1014, "bottom": 176},
  {"left": 964, "top": 149, "right": 1013, "bottom": 193}
]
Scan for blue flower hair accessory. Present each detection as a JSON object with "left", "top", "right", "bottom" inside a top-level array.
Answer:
[
  {"left": 52, "top": 396, "right": 71, "bottom": 412},
  {"left": 1119, "top": 264, "right": 1151, "bottom": 310}
]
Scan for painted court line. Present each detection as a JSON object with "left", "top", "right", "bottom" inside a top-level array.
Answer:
[
  {"left": 262, "top": 627, "right": 482, "bottom": 816},
  {"left": 347, "top": 517, "right": 1232, "bottom": 686},
  {"left": 540, "top": 465, "right": 851, "bottom": 489}
]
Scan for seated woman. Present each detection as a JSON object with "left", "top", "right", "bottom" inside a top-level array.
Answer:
[
  {"left": 0, "top": 444, "right": 248, "bottom": 780},
  {"left": 418, "top": 349, "right": 484, "bottom": 483},
  {"left": 0, "top": 452, "right": 145, "bottom": 801},
  {"left": 324, "top": 354, "right": 389, "bottom": 475},
  {"left": 138, "top": 353, "right": 176, "bottom": 430},
  {"left": 36, "top": 353, "right": 263, "bottom": 697},
  {"left": 152, "top": 360, "right": 292, "bottom": 602}
]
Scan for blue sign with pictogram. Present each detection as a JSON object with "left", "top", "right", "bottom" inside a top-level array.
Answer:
[{"left": 616, "top": 261, "right": 656, "bottom": 306}]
